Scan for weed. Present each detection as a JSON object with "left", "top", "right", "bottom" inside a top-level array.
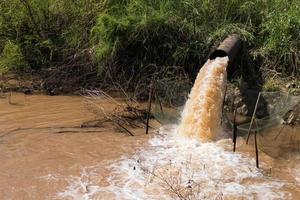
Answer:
[{"left": 262, "top": 79, "right": 281, "bottom": 92}]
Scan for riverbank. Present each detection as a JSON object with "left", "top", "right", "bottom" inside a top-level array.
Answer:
[
  {"left": 1, "top": 71, "right": 299, "bottom": 128},
  {"left": 1, "top": 0, "right": 299, "bottom": 99}
]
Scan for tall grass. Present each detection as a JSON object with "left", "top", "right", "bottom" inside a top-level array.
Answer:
[
  {"left": 0, "top": 41, "right": 28, "bottom": 73},
  {"left": 0, "top": 0, "right": 102, "bottom": 69},
  {"left": 91, "top": 0, "right": 299, "bottom": 81},
  {"left": 258, "top": 0, "right": 300, "bottom": 76},
  {"left": 92, "top": 0, "right": 255, "bottom": 72},
  {"left": 0, "top": 0, "right": 299, "bottom": 84}
]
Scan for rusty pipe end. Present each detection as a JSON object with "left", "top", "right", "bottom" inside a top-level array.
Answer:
[{"left": 209, "top": 34, "right": 242, "bottom": 63}]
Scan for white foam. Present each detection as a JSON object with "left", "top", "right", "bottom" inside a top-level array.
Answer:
[
  {"left": 56, "top": 167, "right": 105, "bottom": 200},
  {"left": 57, "top": 125, "right": 290, "bottom": 200},
  {"left": 290, "top": 162, "right": 300, "bottom": 186}
]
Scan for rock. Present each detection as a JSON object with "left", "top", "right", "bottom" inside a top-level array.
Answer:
[
  {"left": 234, "top": 97, "right": 244, "bottom": 108},
  {"left": 286, "top": 82, "right": 296, "bottom": 89},
  {"left": 237, "top": 104, "right": 248, "bottom": 115},
  {"left": 289, "top": 88, "right": 300, "bottom": 96},
  {"left": 22, "top": 88, "right": 33, "bottom": 95},
  {"left": 40, "top": 81, "right": 45, "bottom": 89},
  {"left": 49, "top": 88, "right": 59, "bottom": 96},
  {"left": 233, "top": 87, "right": 240, "bottom": 96}
]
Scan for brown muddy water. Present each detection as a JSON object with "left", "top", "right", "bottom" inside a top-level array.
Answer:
[
  {"left": 0, "top": 92, "right": 300, "bottom": 200},
  {"left": 0, "top": 93, "right": 150, "bottom": 199}
]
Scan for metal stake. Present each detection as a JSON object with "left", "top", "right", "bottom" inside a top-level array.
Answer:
[
  {"left": 246, "top": 92, "right": 261, "bottom": 144},
  {"left": 233, "top": 107, "right": 237, "bottom": 152},
  {"left": 254, "top": 130, "right": 259, "bottom": 168},
  {"left": 146, "top": 84, "right": 154, "bottom": 134}
]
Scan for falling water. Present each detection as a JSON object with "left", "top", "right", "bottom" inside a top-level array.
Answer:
[{"left": 178, "top": 57, "right": 229, "bottom": 141}]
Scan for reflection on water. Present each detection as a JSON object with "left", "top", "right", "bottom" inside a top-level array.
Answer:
[{"left": 0, "top": 93, "right": 299, "bottom": 199}]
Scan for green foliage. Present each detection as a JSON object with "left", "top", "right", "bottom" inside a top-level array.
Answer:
[
  {"left": 91, "top": 0, "right": 299, "bottom": 80},
  {"left": 0, "top": 0, "right": 299, "bottom": 83},
  {"left": 0, "top": 41, "right": 28, "bottom": 73},
  {"left": 257, "top": 0, "right": 300, "bottom": 75},
  {"left": 262, "top": 79, "right": 281, "bottom": 92},
  {"left": 0, "top": 0, "right": 102, "bottom": 69},
  {"left": 91, "top": 0, "right": 256, "bottom": 74}
]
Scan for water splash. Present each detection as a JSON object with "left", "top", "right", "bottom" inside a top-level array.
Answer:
[
  {"left": 57, "top": 126, "right": 291, "bottom": 199},
  {"left": 55, "top": 57, "right": 296, "bottom": 199},
  {"left": 178, "top": 57, "right": 229, "bottom": 141}
]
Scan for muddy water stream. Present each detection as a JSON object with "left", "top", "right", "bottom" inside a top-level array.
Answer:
[
  {"left": 0, "top": 93, "right": 300, "bottom": 199},
  {"left": 0, "top": 93, "right": 150, "bottom": 199}
]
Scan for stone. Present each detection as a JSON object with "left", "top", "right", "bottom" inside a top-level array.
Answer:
[
  {"left": 22, "top": 88, "right": 33, "bottom": 95},
  {"left": 286, "top": 82, "right": 296, "bottom": 89},
  {"left": 237, "top": 104, "right": 248, "bottom": 115}
]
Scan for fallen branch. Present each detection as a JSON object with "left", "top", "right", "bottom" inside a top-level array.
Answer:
[{"left": 82, "top": 89, "right": 155, "bottom": 136}]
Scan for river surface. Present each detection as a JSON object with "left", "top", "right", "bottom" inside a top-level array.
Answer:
[{"left": 0, "top": 93, "right": 300, "bottom": 199}]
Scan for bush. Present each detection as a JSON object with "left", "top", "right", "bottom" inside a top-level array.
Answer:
[
  {"left": 262, "top": 79, "right": 281, "bottom": 92},
  {"left": 91, "top": 0, "right": 300, "bottom": 80},
  {"left": 89, "top": 0, "right": 260, "bottom": 89},
  {"left": 257, "top": 0, "right": 300, "bottom": 76},
  {"left": 0, "top": 0, "right": 298, "bottom": 89},
  {"left": 91, "top": 0, "right": 255, "bottom": 71},
  {"left": 0, "top": 0, "right": 102, "bottom": 69},
  {"left": 0, "top": 41, "right": 28, "bottom": 73}
]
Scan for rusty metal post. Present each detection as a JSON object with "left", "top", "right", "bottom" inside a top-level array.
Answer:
[
  {"left": 233, "top": 108, "right": 238, "bottom": 152},
  {"left": 254, "top": 130, "right": 259, "bottom": 168},
  {"left": 146, "top": 84, "right": 154, "bottom": 134}
]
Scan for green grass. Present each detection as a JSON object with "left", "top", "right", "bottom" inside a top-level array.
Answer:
[
  {"left": 0, "top": 0, "right": 299, "bottom": 84},
  {"left": 262, "top": 79, "right": 281, "bottom": 92},
  {"left": 0, "top": 41, "right": 28, "bottom": 73},
  {"left": 91, "top": 0, "right": 299, "bottom": 81}
]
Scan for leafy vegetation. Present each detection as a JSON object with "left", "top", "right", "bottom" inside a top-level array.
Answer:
[
  {"left": 0, "top": 0, "right": 299, "bottom": 91},
  {"left": 0, "top": 0, "right": 102, "bottom": 70},
  {"left": 262, "top": 79, "right": 281, "bottom": 92},
  {"left": 0, "top": 41, "right": 28, "bottom": 73}
]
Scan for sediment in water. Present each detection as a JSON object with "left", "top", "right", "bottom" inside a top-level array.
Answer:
[{"left": 178, "top": 57, "right": 229, "bottom": 141}]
